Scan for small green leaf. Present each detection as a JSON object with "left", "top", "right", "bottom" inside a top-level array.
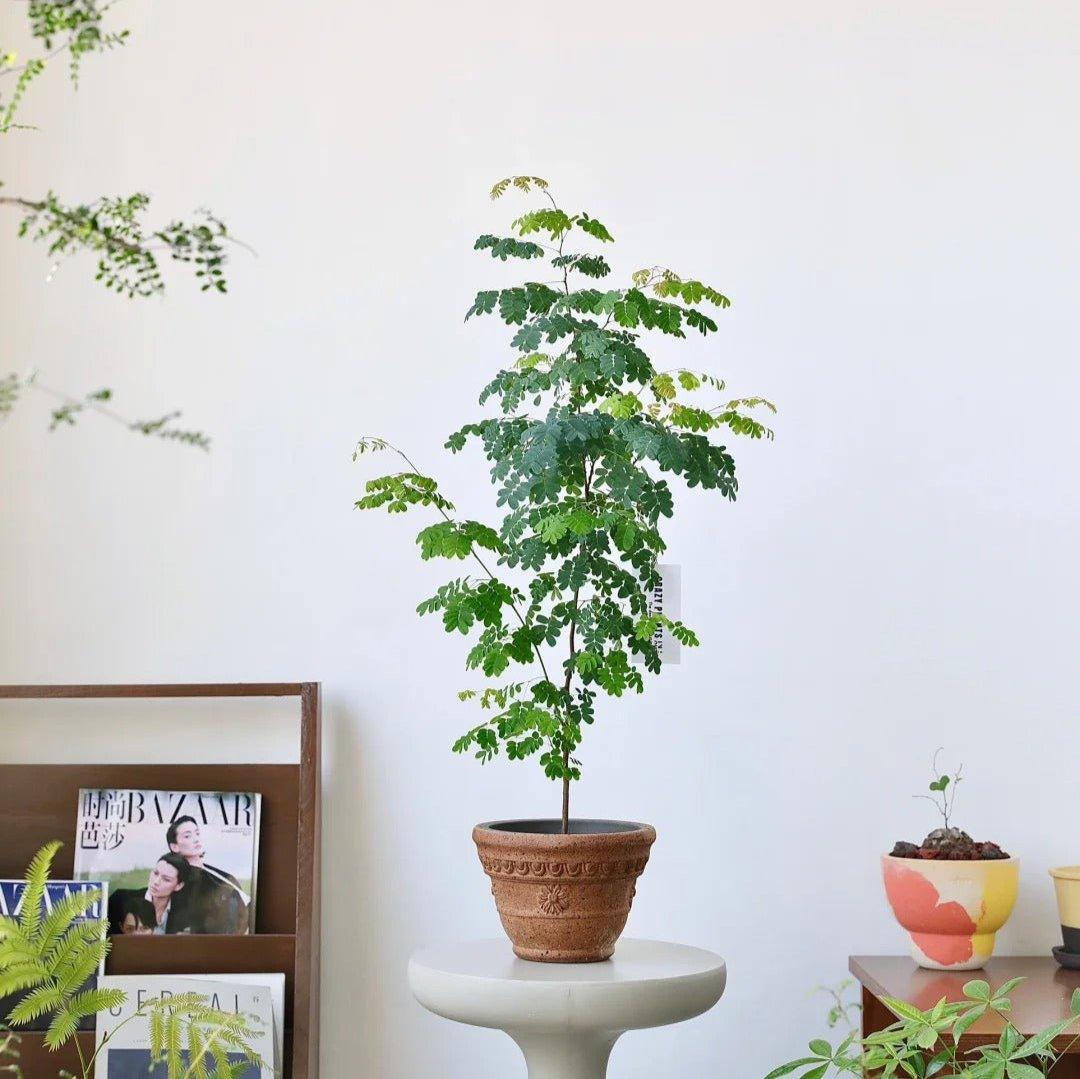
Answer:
[
  {"left": 762, "top": 1059, "right": 821, "bottom": 1079},
  {"left": 1005, "top": 1064, "right": 1045, "bottom": 1079}
]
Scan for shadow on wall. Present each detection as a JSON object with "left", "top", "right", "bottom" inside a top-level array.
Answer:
[{"left": 321, "top": 692, "right": 393, "bottom": 1073}]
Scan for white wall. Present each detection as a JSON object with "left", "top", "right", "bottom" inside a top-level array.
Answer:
[{"left": 2, "top": 1, "right": 1079, "bottom": 1074}]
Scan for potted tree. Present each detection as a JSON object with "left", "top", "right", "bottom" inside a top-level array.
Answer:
[
  {"left": 356, "top": 176, "right": 773, "bottom": 962},
  {"left": 882, "top": 752, "right": 1018, "bottom": 971}
]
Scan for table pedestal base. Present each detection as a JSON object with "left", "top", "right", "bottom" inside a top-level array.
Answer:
[{"left": 508, "top": 1031, "right": 619, "bottom": 1079}]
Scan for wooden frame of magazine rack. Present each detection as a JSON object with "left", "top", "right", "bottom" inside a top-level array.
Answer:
[{"left": 0, "top": 683, "right": 321, "bottom": 1079}]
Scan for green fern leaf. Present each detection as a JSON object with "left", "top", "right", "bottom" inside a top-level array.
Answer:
[
  {"left": 165, "top": 1006, "right": 183, "bottom": 1072},
  {"left": 211, "top": 1042, "right": 232, "bottom": 1077},
  {"left": 150, "top": 1000, "right": 166, "bottom": 1056},
  {"left": 189, "top": 1022, "right": 208, "bottom": 1079},
  {"left": 64, "top": 986, "right": 124, "bottom": 1020},
  {"left": 18, "top": 841, "right": 61, "bottom": 940},
  {"left": 6, "top": 983, "right": 63, "bottom": 1025},
  {"left": 44, "top": 918, "right": 104, "bottom": 980},
  {"left": 0, "top": 962, "right": 49, "bottom": 999},
  {"left": 44, "top": 1004, "right": 79, "bottom": 1049},
  {"left": 37, "top": 888, "right": 102, "bottom": 958},
  {"left": 53, "top": 936, "right": 107, "bottom": 996}
]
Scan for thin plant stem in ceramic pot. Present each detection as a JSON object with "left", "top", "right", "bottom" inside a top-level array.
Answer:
[
  {"left": 881, "top": 750, "right": 1018, "bottom": 971},
  {"left": 355, "top": 176, "right": 774, "bottom": 962}
]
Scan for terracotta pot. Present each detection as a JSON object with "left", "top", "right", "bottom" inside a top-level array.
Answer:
[
  {"left": 1049, "top": 867, "right": 1080, "bottom": 952},
  {"left": 473, "top": 819, "right": 656, "bottom": 963},
  {"left": 881, "top": 853, "right": 1019, "bottom": 970}
]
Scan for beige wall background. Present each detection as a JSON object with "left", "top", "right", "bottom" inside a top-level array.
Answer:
[{"left": 2, "top": 1, "right": 1079, "bottom": 1074}]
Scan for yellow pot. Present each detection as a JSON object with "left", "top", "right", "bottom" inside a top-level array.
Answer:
[{"left": 1050, "top": 867, "right": 1080, "bottom": 952}]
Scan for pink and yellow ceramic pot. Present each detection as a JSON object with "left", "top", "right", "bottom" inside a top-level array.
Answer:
[{"left": 881, "top": 854, "right": 1019, "bottom": 971}]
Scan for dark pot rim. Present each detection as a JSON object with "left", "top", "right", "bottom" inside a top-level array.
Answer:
[
  {"left": 477, "top": 818, "right": 650, "bottom": 835},
  {"left": 473, "top": 819, "right": 656, "bottom": 851},
  {"left": 882, "top": 852, "right": 1018, "bottom": 866}
]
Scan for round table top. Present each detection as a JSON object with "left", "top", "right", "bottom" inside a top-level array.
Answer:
[
  {"left": 409, "top": 939, "right": 727, "bottom": 1034},
  {"left": 411, "top": 937, "right": 725, "bottom": 983}
]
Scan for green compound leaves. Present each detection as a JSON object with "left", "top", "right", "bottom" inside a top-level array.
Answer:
[{"left": 356, "top": 177, "right": 773, "bottom": 793}]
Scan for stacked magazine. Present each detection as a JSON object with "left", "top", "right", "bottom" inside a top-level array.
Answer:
[
  {"left": 95, "top": 973, "right": 283, "bottom": 1078},
  {"left": 73, "top": 788, "right": 262, "bottom": 936}
]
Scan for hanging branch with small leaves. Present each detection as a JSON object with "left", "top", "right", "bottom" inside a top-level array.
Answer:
[
  {"left": 1, "top": 1, "right": 238, "bottom": 445},
  {"left": 356, "top": 176, "right": 775, "bottom": 832}
]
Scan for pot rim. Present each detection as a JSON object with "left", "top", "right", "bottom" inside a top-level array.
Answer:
[
  {"left": 882, "top": 852, "right": 1018, "bottom": 866},
  {"left": 1050, "top": 866, "right": 1080, "bottom": 881},
  {"left": 477, "top": 818, "right": 653, "bottom": 835}
]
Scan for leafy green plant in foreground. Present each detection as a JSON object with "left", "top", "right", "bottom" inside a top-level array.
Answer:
[
  {"left": 815, "top": 979, "right": 861, "bottom": 1035},
  {"left": 356, "top": 175, "right": 775, "bottom": 831},
  {"left": 0, "top": 843, "right": 265, "bottom": 1078},
  {"left": 767, "top": 977, "right": 1080, "bottom": 1078}
]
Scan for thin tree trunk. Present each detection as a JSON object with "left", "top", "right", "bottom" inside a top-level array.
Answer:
[{"left": 561, "top": 766, "right": 570, "bottom": 834}]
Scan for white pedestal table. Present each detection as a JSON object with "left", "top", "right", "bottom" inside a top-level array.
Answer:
[{"left": 408, "top": 938, "right": 727, "bottom": 1078}]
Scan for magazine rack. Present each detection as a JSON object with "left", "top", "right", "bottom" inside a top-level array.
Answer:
[{"left": 0, "top": 683, "right": 321, "bottom": 1079}]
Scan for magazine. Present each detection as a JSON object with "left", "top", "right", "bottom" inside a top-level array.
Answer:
[
  {"left": 73, "top": 789, "right": 261, "bottom": 935},
  {"left": 182, "top": 972, "right": 285, "bottom": 1071},
  {"left": 0, "top": 879, "right": 107, "bottom": 1031},
  {"left": 94, "top": 975, "right": 275, "bottom": 1078}
]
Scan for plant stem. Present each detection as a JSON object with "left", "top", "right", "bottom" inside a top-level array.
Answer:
[
  {"left": 560, "top": 456, "right": 594, "bottom": 833},
  {"left": 561, "top": 610, "right": 577, "bottom": 835}
]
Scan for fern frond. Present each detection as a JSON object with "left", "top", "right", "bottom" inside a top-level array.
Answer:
[
  {"left": 0, "top": 932, "right": 38, "bottom": 964},
  {"left": 165, "top": 1005, "right": 183, "bottom": 1072},
  {"left": 0, "top": 915, "right": 26, "bottom": 943},
  {"left": 64, "top": 986, "right": 124, "bottom": 1020},
  {"left": 16, "top": 842, "right": 61, "bottom": 940},
  {"left": 210, "top": 1041, "right": 231, "bottom": 1078},
  {"left": 44, "top": 1003, "right": 79, "bottom": 1049},
  {"left": 0, "top": 961, "right": 49, "bottom": 999},
  {"left": 5, "top": 983, "right": 63, "bottom": 1026},
  {"left": 37, "top": 889, "right": 102, "bottom": 958},
  {"left": 150, "top": 1000, "right": 166, "bottom": 1056},
  {"left": 188, "top": 1021, "right": 208, "bottom": 1079},
  {"left": 44, "top": 917, "right": 108, "bottom": 977},
  {"left": 44, "top": 921, "right": 97, "bottom": 983},
  {"left": 160, "top": 993, "right": 203, "bottom": 1013},
  {"left": 54, "top": 936, "right": 107, "bottom": 996}
]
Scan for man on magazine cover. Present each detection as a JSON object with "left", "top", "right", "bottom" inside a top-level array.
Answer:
[{"left": 166, "top": 815, "right": 251, "bottom": 933}]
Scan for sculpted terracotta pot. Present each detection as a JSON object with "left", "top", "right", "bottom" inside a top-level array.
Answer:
[{"left": 473, "top": 819, "right": 656, "bottom": 963}]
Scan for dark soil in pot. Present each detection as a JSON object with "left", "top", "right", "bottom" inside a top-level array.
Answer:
[{"left": 889, "top": 827, "right": 1009, "bottom": 861}]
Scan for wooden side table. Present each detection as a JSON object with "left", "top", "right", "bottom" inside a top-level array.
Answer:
[{"left": 852, "top": 956, "right": 1080, "bottom": 1076}]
